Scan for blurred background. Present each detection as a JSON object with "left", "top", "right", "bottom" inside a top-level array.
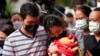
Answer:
[{"left": 0, "top": 0, "right": 97, "bottom": 19}]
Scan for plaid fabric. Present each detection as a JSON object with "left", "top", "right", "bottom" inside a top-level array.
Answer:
[{"left": 2, "top": 26, "right": 49, "bottom": 56}]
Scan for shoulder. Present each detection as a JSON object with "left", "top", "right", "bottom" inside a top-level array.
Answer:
[
  {"left": 67, "top": 28, "right": 84, "bottom": 39},
  {"left": 36, "top": 26, "right": 47, "bottom": 35},
  {"left": 85, "top": 35, "right": 95, "bottom": 41},
  {"left": 67, "top": 28, "right": 83, "bottom": 35},
  {"left": 35, "top": 26, "right": 49, "bottom": 39},
  {"left": 6, "top": 30, "right": 22, "bottom": 41}
]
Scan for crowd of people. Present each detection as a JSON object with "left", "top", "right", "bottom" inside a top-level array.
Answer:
[{"left": 0, "top": 1, "right": 100, "bottom": 56}]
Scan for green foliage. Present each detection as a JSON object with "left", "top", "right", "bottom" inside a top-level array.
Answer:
[
  {"left": 4, "top": 0, "right": 13, "bottom": 17},
  {"left": 56, "top": 0, "right": 72, "bottom": 7}
]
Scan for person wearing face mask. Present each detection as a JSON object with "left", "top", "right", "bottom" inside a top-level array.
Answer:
[
  {"left": 0, "top": 31, "right": 6, "bottom": 56},
  {"left": 11, "top": 12, "right": 22, "bottom": 30},
  {"left": 75, "top": 5, "right": 92, "bottom": 36},
  {"left": 0, "top": 24, "right": 15, "bottom": 56},
  {"left": 85, "top": 7, "right": 100, "bottom": 56},
  {"left": 3, "top": 3, "right": 50, "bottom": 56}
]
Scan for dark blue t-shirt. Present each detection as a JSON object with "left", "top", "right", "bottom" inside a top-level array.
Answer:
[{"left": 85, "top": 35, "right": 100, "bottom": 56}]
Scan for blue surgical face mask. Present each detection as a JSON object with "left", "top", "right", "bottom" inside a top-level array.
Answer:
[
  {"left": 89, "top": 21, "right": 100, "bottom": 33},
  {"left": 75, "top": 19, "right": 87, "bottom": 29},
  {"left": 13, "top": 21, "right": 22, "bottom": 29}
]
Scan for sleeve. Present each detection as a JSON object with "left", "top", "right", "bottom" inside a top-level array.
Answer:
[
  {"left": 74, "top": 30, "right": 85, "bottom": 56},
  {"left": 2, "top": 38, "right": 15, "bottom": 56}
]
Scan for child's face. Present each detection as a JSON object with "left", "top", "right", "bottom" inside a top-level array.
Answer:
[
  {"left": 48, "top": 26, "right": 64, "bottom": 37},
  {"left": 0, "top": 31, "right": 7, "bottom": 40}
]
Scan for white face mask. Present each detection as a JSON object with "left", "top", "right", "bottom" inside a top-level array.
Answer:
[
  {"left": 89, "top": 22, "right": 100, "bottom": 33},
  {"left": 75, "top": 19, "right": 87, "bottom": 29},
  {"left": 13, "top": 21, "right": 22, "bottom": 29}
]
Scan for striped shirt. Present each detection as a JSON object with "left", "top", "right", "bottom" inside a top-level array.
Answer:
[{"left": 2, "top": 26, "right": 49, "bottom": 56}]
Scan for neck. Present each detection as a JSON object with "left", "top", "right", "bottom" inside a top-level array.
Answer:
[
  {"left": 83, "top": 28, "right": 90, "bottom": 35},
  {"left": 95, "top": 32, "right": 100, "bottom": 42},
  {"left": 95, "top": 32, "right": 100, "bottom": 37},
  {"left": 21, "top": 26, "right": 33, "bottom": 38}
]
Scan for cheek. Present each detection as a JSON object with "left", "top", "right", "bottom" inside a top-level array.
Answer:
[
  {"left": 59, "top": 29, "right": 63, "bottom": 34},
  {"left": 0, "top": 34, "right": 7, "bottom": 40}
]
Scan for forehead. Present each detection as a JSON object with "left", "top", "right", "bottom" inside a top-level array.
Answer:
[
  {"left": 24, "top": 15, "right": 38, "bottom": 22},
  {"left": 49, "top": 26, "right": 63, "bottom": 31},
  {"left": 75, "top": 10, "right": 86, "bottom": 18},
  {"left": 12, "top": 14, "right": 20, "bottom": 17},
  {"left": 89, "top": 11, "right": 100, "bottom": 20}
]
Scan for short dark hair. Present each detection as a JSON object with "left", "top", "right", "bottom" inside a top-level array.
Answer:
[
  {"left": 66, "top": 12, "right": 73, "bottom": 18},
  {"left": 39, "top": 13, "right": 47, "bottom": 25},
  {"left": 94, "top": 7, "right": 100, "bottom": 11},
  {"left": 43, "top": 14, "right": 65, "bottom": 32},
  {"left": 11, "top": 12, "right": 20, "bottom": 17},
  {"left": 76, "top": 5, "right": 92, "bottom": 17},
  {"left": 20, "top": 3, "right": 39, "bottom": 19},
  {"left": 0, "top": 19, "right": 13, "bottom": 26},
  {"left": 0, "top": 24, "right": 15, "bottom": 36}
]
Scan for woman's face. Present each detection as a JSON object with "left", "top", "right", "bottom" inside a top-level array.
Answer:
[
  {"left": 48, "top": 26, "right": 64, "bottom": 37},
  {"left": 0, "top": 31, "right": 7, "bottom": 40},
  {"left": 75, "top": 10, "right": 88, "bottom": 20},
  {"left": 75, "top": 10, "right": 89, "bottom": 29}
]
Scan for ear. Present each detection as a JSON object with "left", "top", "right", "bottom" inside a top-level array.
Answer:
[{"left": 20, "top": 18, "right": 24, "bottom": 25}]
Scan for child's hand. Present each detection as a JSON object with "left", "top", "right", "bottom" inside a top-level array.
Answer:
[{"left": 48, "top": 45, "right": 58, "bottom": 53}]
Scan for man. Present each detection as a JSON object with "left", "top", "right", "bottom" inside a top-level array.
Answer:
[
  {"left": 65, "top": 12, "right": 75, "bottom": 28},
  {"left": 86, "top": 7, "right": 100, "bottom": 56},
  {"left": 3, "top": 3, "right": 49, "bottom": 56}
]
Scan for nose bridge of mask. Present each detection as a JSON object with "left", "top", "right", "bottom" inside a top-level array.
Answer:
[
  {"left": 31, "top": 24, "right": 38, "bottom": 30},
  {"left": 75, "top": 19, "right": 87, "bottom": 29},
  {"left": 28, "top": 24, "right": 36, "bottom": 30},
  {"left": 25, "top": 24, "right": 39, "bottom": 35},
  {"left": 89, "top": 22, "right": 100, "bottom": 32}
]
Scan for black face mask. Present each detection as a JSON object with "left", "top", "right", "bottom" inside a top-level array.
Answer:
[
  {"left": 0, "top": 40, "right": 5, "bottom": 48},
  {"left": 52, "top": 31, "right": 67, "bottom": 40},
  {"left": 25, "top": 24, "right": 39, "bottom": 36}
]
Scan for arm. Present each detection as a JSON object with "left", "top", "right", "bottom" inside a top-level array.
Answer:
[{"left": 74, "top": 30, "right": 85, "bottom": 56}]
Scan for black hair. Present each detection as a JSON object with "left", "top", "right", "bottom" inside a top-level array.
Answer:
[
  {"left": 76, "top": 5, "right": 92, "bottom": 17},
  {"left": 94, "top": 7, "right": 100, "bottom": 11},
  {"left": 66, "top": 12, "right": 73, "bottom": 18},
  {"left": 43, "top": 14, "right": 65, "bottom": 32},
  {"left": 39, "top": 13, "right": 47, "bottom": 26},
  {"left": 20, "top": 3, "right": 39, "bottom": 19},
  {"left": 11, "top": 12, "right": 20, "bottom": 17},
  {"left": 0, "top": 24, "right": 15, "bottom": 36},
  {"left": 0, "top": 19, "right": 13, "bottom": 26}
]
